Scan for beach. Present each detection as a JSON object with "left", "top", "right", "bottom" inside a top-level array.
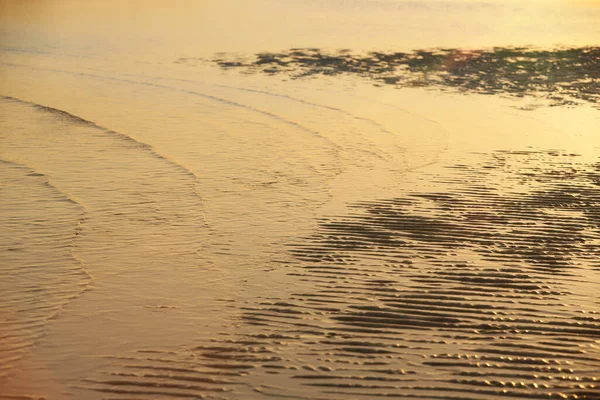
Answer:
[{"left": 1, "top": 1, "right": 599, "bottom": 398}]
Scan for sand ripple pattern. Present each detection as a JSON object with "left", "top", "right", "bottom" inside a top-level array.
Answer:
[
  {"left": 86, "top": 150, "right": 600, "bottom": 399},
  {"left": 0, "top": 96, "right": 212, "bottom": 396},
  {"left": 1, "top": 96, "right": 599, "bottom": 399},
  {"left": 0, "top": 159, "right": 91, "bottom": 382},
  {"left": 234, "top": 150, "right": 600, "bottom": 399}
]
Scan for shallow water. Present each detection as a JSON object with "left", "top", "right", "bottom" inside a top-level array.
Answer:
[{"left": 1, "top": 1, "right": 599, "bottom": 399}]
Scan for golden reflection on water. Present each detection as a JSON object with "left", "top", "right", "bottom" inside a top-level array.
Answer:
[
  {"left": 2, "top": 0, "right": 600, "bottom": 54},
  {"left": 1, "top": 0, "right": 599, "bottom": 399}
]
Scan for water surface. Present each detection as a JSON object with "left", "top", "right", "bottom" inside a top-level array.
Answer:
[{"left": 1, "top": 1, "right": 599, "bottom": 399}]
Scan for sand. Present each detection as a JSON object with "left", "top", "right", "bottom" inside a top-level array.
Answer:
[{"left": 1, "top": 1, "right": 599, "bottom": 399}]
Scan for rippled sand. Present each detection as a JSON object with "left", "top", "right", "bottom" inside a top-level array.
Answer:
[{"left": 1, "top": 1, "right": 600, "bottom": 399}]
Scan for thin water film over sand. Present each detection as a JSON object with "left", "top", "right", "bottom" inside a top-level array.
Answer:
[{"left": 1, "top": 1, "right": 600, "bottom": 399}]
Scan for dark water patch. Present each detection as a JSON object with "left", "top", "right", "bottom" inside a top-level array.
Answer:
[{"left": 201, "top": 47, "right": 600, "bottom": 109}]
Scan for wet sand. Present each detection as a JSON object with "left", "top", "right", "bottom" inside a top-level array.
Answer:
[{"left": 1, "top": 1, "right": 600, "bottom": 399}]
